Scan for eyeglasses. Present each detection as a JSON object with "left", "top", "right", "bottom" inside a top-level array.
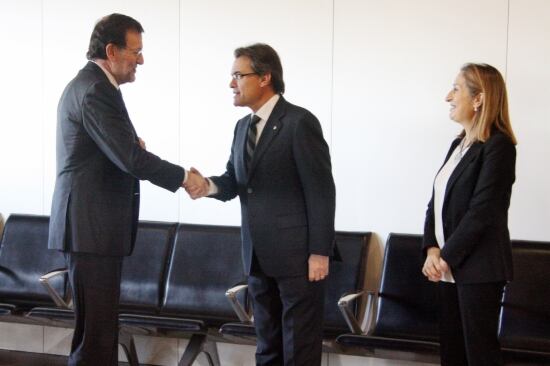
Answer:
[
  {"left": 231, "top": 72, "right": 258, "bottom": 80},
  {"left": 121, "top": 47, "right": 143, "bottom": 57}
]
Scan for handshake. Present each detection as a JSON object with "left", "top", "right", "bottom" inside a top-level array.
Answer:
[
  {"left": 137, "top": 138, "right": 210, "bottom": 200},
  {"left": 182, "top": 168, "right": 210, "bottom": 200}
]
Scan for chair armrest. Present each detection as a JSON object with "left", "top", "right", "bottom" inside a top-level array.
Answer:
[
  {"left": 39, "top": 269, "right": 72, "bottom": 309},
  {"left": 338, "top": 290, "right": 378, "bottom": 334},
  {"left": 225, "top": 284, "right": 252, "bottom": 323},
  {"left": 338, "top": 290, "right": 364, "bottom": 334},
  {"left": 362, "top": 290, "right": 378, "bottom": 334}
]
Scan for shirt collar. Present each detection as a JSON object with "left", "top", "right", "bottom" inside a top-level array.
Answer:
[
  {"left": 253, "top": 94, "right": 280, "bottom": 122},
  {"left": 91, "top": 60, "right": 119, "bottom": 89}
]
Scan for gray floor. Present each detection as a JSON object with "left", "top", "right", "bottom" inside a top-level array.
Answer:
[{"left": 0, "top": 349, "right": 140, "bottom": 366}]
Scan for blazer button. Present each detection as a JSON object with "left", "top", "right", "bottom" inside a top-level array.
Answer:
[{"left": 247, "top": 188, "right": 253, "bottom": 194}]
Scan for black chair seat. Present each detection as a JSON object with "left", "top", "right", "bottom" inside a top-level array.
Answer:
[
  {"left": 0, "top": 303, "right": 15, "bottom": 316},
  {"left": 0, "top": 215, "right": 67, "bottom": 313},
  {"left": 336, "top": 333, "right": 440, "bottom": 354},
  {"left": 25, "top": 306, "right": 75, "bottom": 328},
  {"left": 219, "top": 322, "right": 255, "bottom": 337},
  {"left": 335, "top": 234, "right": 440, "bottom": 358},
  {"left": 119, "top": 313, "right": 205, "bottom": 333},
  {"left": 27, "top": 307, "right": 75, "bottom": 322},
  {"left": 502, "top": 347, "right": 550, "bottom": 364},
  {"left": 501, "top": 336, "right": 550, "bottom": 357}
]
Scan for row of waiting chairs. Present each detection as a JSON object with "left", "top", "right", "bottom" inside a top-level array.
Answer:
[
  {"left": 336, "top": 234, "right": 550, "bottom": 364},
  {"left": 1, "top": 214, "right": 549, "bottom": 365},
  {"left": 0, "top": 214, "right": 370, "bottom": 365}
]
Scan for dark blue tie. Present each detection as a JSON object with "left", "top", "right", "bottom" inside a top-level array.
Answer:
[{"left": 246, "top": 115, "right": 261, "bottom": 172}]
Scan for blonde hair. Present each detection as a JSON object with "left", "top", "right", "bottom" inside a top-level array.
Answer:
[{"left": 460, "top": 63, "right": 517, "bottom": 145}]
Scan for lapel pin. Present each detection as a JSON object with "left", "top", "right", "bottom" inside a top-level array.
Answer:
[{"left": 273, "top": 126, "right": 278, "bottom": 130}]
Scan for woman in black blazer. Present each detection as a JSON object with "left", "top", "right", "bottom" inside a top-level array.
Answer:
[{"left": 422, "top": 63, "right": 517, "bottom": 366}]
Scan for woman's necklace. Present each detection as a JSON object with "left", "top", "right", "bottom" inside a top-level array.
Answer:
[{"left": 455, "top": 138, "right": 471, "bottom": 163}]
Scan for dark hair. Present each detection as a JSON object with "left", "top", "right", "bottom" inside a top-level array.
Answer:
[
  {"left": 86, "top": 13, "right": 144, "bottom": 60},
  {"left": 234, "top": 43, "right": 285, "bottom": 94}
]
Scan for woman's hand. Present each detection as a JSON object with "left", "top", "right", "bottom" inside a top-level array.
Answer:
[{"left": 423, "top": 247, "right": 444, "bottom": 282}]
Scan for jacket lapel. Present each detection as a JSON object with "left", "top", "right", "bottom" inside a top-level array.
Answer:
[
  {"left": 443, "top": 141, "right": 482, "bottom": 203},
  {"left": 87, "top": 61, "right": 138, "bottom": 139},
  {"left": 247, "top": 98, "right": 285, "bottom": 180}
]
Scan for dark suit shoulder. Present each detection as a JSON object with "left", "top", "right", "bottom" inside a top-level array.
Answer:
[
  {"left": 479, "top": 130, "right": 516, "bottom": 159},
  {"left": 63, "top": 63, "right": 116, "bottom": 102},
  {"left": 279, "top": 98, "right": 315, "bottom": 119},
  {"left": 73, "top": 62, "right": 108, "bottom": 85},
  {"left": 483, "top": 130, "right": 515, "bottom": 147}
]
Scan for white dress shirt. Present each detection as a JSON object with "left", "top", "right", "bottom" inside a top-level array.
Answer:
[{"left": 433, "top": 139, "right": 470, "bottom": 283}]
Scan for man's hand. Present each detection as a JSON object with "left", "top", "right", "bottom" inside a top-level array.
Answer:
[
  {"left": 308, "top": 254, "right": 329, "bottom": 282},
  {"left": 183, "top": 167, "right": 209, "bottom": 199},
  {"left": 422, "top": 246, "right": 446, "bottom": 282}
]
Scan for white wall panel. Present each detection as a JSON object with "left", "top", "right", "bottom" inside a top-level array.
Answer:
[
  {"left": 0, "top": 0, "right": 44, "bottom": 216},
  {"left": 506, "top": 0, "right": 550, "bottom": 240},
  {"left": 3, "top": 1, "right": 550, "bottom": 365},
  {"left": 178, "top": 0, "right": 333, "bottom": 225},
  {"left": 332, "top": 0, "right": 508, "bottom": 240}
]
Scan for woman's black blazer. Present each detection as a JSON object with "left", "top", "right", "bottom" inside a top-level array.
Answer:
[{"left": 423, "top": 130, "right": 516, "bottom": 284}]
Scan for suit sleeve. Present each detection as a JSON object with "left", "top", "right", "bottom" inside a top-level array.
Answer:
[
  {"left": 441, "top": 134, "right": 516, "bottom": 268},
  {"left": 209, "top": 122, "right": 239, "bottom": 202},
  {"left": 293, "top": 112, "right": 336, "bottom": 256},
  {"left": 422, "top": 193, "right": 437, "bottom": 254},
  {"left": 81, "top": 81, "right": 185, "bottom": 192}
]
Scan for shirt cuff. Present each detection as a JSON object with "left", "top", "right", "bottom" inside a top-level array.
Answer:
[{"left": 206, "top": 178, "right": 218, "bottom": 196}]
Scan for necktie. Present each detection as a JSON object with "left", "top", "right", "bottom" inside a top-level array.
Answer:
[{"left": 246, "top": 114, "right": 261, "bottom": 172}]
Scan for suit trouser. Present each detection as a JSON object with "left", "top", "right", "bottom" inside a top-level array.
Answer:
[
  {"left": 65, "top": 252, "right": 123, "bottom": 366},
  {"left": 248, "top": 258, "right": 326, "bottom": 366},
  {"left": 438, "top": 281, "right": 504, "bottom": 366}
]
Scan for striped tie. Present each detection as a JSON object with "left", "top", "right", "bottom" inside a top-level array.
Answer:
[{"left": 246, "top": 114, "right": 262, "bottom": 172}]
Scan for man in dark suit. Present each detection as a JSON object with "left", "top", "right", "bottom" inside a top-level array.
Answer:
[
  {"left": 48, "top": 14, "right": 200, "bottom": 365},
  {"left": 187, "top": 43, "right": 336, "bottom": 365}
]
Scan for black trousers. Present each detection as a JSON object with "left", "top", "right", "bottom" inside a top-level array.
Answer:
[
  {"left": 438, "top": 281, "right": 504, "bottom": 366},
  {"left": 248, "top": 255, "right": 326, "bottom": 366},
  {"left": 65, "top": 252, "right": 123, "bottom": 366}
]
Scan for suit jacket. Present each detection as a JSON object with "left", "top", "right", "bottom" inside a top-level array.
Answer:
[
  {"left": 48, "top": 62, "right": 184, "bottom": 256},
  {"left": 210, "top": 97, "right": 336, "bottom": 277},
  {"left": 423, "top": 130, "right": 516, "bottom": 284}
]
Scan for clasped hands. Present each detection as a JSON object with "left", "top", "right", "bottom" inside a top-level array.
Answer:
[
  {"left": 422, "top": 247, "right": 450, "bottom": 282},
  {"left": 182, "top": 167, "right": 209, "bottom": 199}
]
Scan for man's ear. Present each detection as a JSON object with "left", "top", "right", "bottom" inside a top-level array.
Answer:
[
  {"left": 259, "top": 72, "right": 272, "bottom": 88},
  {"left": 105, "top": 43, "right": 117, "bottom": 61}
]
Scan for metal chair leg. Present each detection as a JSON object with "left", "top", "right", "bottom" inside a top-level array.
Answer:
[
  {"left": 178, "top": 334, "right": 207, "bottom": 366},
  {"left": 202, "top": 339, "right": 220, "bottom": 366},
  {"left": 119, "top": 331, "right": 140, "bottom": 366}
]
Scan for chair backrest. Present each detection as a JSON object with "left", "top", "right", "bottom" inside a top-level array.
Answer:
[
  {"left": 119, "top": 221, "right": 178, "bottom": 314},
  {"left": 323, "top": 231, "right": 370, "bottom": 336},
  {"left": 371, "top": 233, "right": 438, "bottom": 342},
  {"left": 160, "top": 224, "right": 246, "bottom": 326},
  {"left": 0, "top": 214, "right": 66, "bottom": 308},
  {"left": 499, "top": 240, "right": 550, "bottom": 353}
]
